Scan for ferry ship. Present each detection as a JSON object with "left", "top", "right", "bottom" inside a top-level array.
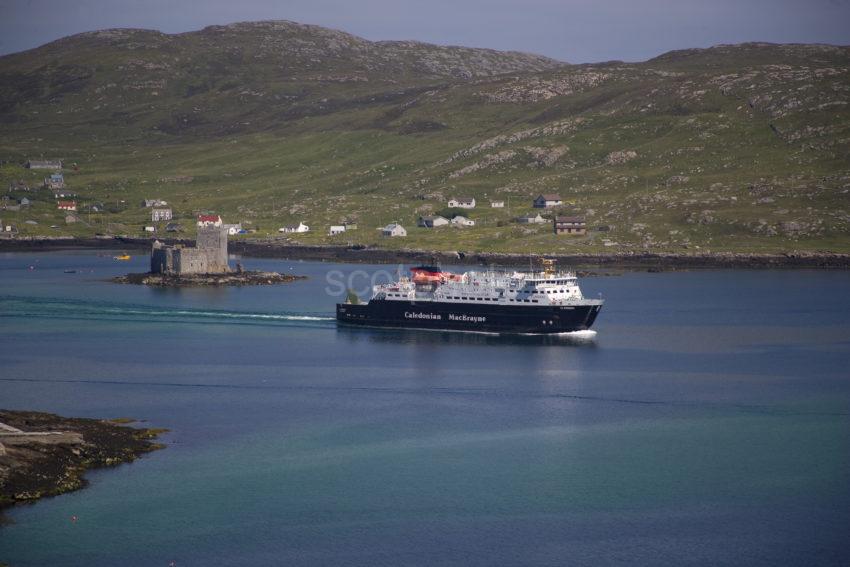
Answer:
[{"left": 336, "top": 259, "right": 603, "bottom": 334}]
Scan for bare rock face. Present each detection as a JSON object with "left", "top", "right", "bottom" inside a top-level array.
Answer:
[{"left": 606, "top": 150, "right": 638, "bottom": 165}]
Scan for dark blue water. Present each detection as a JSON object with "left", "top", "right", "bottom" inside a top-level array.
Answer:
[{"left": 1, "top": 251, "right": 849, "bottom": 566}]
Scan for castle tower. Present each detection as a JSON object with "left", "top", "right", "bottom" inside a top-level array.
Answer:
[{"left": 196, "top": 225, "right": 228, "bottom": 273}]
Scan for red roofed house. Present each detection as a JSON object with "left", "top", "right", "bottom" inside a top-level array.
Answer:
[
  {"left": 57, "top": 200, "right": 77, "bottom": 211},
  {"left": 197, "top": 214, "right": 222, "bottom": 227}
]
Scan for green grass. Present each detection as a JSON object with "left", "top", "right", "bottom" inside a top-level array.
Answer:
[{"left": 1, "top": 26, "right": 848, "bottom": 254}]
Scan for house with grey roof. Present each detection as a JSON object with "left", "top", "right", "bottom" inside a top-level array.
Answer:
[
  {"left": 418, "top": 215, "right": 449, "bottom": 228},
  {"left": 381, "top": 223, "right": 406, "bottom": 237}
]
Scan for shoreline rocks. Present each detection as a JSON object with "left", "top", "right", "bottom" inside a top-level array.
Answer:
[
  {"left": 112, "top": 270, "right": 305, "bottom": 286},
  {"left": 0, "top": 410, "right": 167, "bottom": 516},
  {"left": 1, "top": 237, "right": 849, "bottom": 269}
]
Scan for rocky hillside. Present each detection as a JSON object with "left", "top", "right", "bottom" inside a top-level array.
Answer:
[{"left": 0, "top": 23, "right": 848, "bottom": 255}]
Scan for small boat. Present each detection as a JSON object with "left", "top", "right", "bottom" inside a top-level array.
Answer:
[
  {"left": 63, "top": 269, "right": 78, "bottom": 274},
  {"left": 113, "top": 254, "right": 131, "bottom": 261}
]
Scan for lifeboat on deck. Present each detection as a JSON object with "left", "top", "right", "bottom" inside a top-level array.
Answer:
[
  {"left": 411, "top": 265, "right": 443, "bottom": 284},
  {"left": 410, "top": 265, "right": 464, "bottom": 284}
]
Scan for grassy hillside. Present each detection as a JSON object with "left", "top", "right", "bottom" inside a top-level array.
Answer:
[{"left": 0, "top": 22, "right": 848, "bottom": 255}]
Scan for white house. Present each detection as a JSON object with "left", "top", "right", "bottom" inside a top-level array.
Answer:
[
  {"left": 517, "top": 213, "right": 546, "bottom": 224},
  {"left": 451, "top": 215, "right": 475, "bottom": 227},
  {"left": 490, "top": 201, "right": 505, "bottom": 208},
  {"left": 533, "top": 194, "right": 563, "bottom": 208},
  {"left": 418, "top": 215, "right": 449, "bottom": 228},
  {"left": 151, "top": 208, "right": 172, "bottom": 222},
  {"left": 144, "top": 226, "right": 156, "bottom": 233},
  {"left": 223, "top": 223, "right": 242, "bottom": 235},
  {"left": 447, "top": 197, "right": 476, "bottom": 209},
  {"left": 381, "top": 223, "right": 406, "bottom": 237},
  {"left": 329, "top": 225, "right": 346, "bottom": 236},
  {"left": 279, "top": 222, "right": 309, "bottom": 233},
  {"left": 142, "top": 199, "right": 168, "bottom": 208}
]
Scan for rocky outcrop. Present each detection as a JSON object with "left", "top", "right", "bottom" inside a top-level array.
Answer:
[
  {"left": 0, "top": 410, "right": 166, "bottom": 511},
  {"left": 112, "top": 270, "right": 305, "bottom": 286}
]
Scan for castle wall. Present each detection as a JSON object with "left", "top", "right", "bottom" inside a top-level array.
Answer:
[{"left": 150, "top": 225, "right": 228, "bottom": 276}]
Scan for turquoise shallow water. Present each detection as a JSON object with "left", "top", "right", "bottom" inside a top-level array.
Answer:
[{"left": 1, "top": 251, "right": 849, "bottom": 566}]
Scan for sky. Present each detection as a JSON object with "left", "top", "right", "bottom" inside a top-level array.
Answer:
[{"left": 1, "top": 0, "right": 849, "bottom": 62}]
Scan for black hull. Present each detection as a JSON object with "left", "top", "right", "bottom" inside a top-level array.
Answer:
[{"left": 336, "top": 300, "right": 602, "bottom": 334}]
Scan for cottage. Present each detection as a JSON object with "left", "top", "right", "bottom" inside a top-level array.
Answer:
[
  {"left": 490, "top": 201, "right": 505, "bottom": 208},
  {"left": 451, "top": 215, "right": 475, "bottom": 227},
  {"left": 328, "top": 225, "right": 346, "bottom": 236},
  {"left": 142, "top": 199, "right": 168, "bottom": 208},
  {"left": 516, "top": 213, "right": 546, "bottom": 224},
  {"left": 152, "top": 208, "right": 173, "bottom": 222},
  {"left": 165, "top": 222, "right": 183, "bottom": 233},
  {"left": 19, "top": 197, "right": 31, "bottom": 207},
  {"left": 222, "top": 223, "right": 242, "bottom": 235},
  {"left": 57, "top": 200, "right": 77, "bottom": 211},
  {"left": 533, "top": 194, "right": 563, "bottom": 208},
  {"left": 279, "top": 222, "right": 309, "bottom": 233},
  {"left": 26, "top": 159, "right": 62, "bottom": 170},
  {"left": 418, "top": 215, "right": 449, "bottom": 228},
  {"left": 197, "top": 214, "right": 222, "bottom": 227},
  {"left": 65, "top": 213, "right": 79, "bottom": 224},
  {"left": 381, "top": 223, "right": 406, "bottom": 237},
  {"left": 45, "top": 173, "right": 65, "bottom": 190},
  {"left": 9, "top": 181, "right": 29, "bottom": 192},
  {"left": 144, "top": 226, "right": 156, "bottom": 233},
  {"left": 554, "top": 216, "right": 587, "bottom": 235},
  {"left": 53, "top": 190, "right": 76, "bottom": 199},
  {"left": 447, "top": 197, "right": 476, "bottom": 209}
]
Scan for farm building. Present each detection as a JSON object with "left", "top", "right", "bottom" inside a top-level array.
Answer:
[
  {"left": 533, "top": 194, "right": 563, "bottom": 208},
  {"left": 516, "top": 213, "right": 546, "bottom": 224},
  {"left": 418, "top": 215, "right": 449, "bottom": 228},
  {"left": 44, "top": 173, "right": 65, "bottom": 189},
  {"left": 279, "top": 222, "right": 309, "bottom": 233},
  {"left": 381, "top": 223, "right": 406, "bottom": 237},
  {"left": 451, "top": 215, "right": 475, "bottom": 227},
  {"left": 447, "top": 197, "right": 476, "bottom": 209},
  {"left": 26, "top": 160, "right": 62, "bottom": 170},
  {"left": 554, "top": 216, "right": 587, "bottom": 235}
]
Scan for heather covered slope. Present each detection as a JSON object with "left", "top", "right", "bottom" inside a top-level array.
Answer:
[{"left": 0, "top": 22, "right": 848, "bottom": 255}]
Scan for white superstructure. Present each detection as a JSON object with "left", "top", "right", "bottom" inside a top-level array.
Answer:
[{"left": 372, "top": 261, "right": 601, "bottom": 307}]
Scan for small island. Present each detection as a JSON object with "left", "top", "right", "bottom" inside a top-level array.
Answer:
[
  {"left": 0, "top": 409, "right": 167, "bottom": 515},
  {"left": 112, "top": 215, "right": 305, "bottom": 286},
  {"left": 113, "top": 270, "right": 303, "bottom": 286}
]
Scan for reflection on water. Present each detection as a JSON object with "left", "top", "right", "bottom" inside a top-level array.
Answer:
[
  {"left": 335, "top": 325, "right": 599, "bottom": 348},
  {"left": 1, "top": 252, "right": 850, "bottom": 567}
]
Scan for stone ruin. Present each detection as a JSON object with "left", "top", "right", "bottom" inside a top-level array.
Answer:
[{"left": 150, "top": 225, "right": 228, "bottom": 275}]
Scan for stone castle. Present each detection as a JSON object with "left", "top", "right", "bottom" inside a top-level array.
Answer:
[{"left": 151, "top": 224, "right": 228, "bottom": 275}]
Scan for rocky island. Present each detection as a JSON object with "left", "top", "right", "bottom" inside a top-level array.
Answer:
[
  {"left": 0, "top": 410, "right": 167, "bottom": 516},
  {"left": 111, "top": 216, "right": 306, "bottom": 286},
  {"left": 113, "top": 270, "right": 304, "bottom": 286}
]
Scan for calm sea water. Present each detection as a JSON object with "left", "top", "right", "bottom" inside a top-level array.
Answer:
[{"left": 1, "top": 251, "right": 849, "bottom": 566}]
